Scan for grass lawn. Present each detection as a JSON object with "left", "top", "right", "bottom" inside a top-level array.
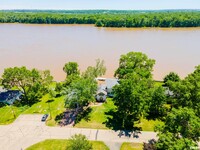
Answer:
[
  {"left": 135, "top": 118, "right": 164, "bottom": 131},
  {"left": 0, "top": 94, "right": 66, "bottom": 126},
  {"left": 23, "top": 94, "right": 66, "bottom": 126},
  {"left": 0, "top": 95, "right": 163, "bottom": 131},
  {"left": 154, "top": 81, "right": 164, "bottom": 87},
  {"left": 26, "top": 139, "right": 109, "bottom": 150},
  {"left": 75, "top": 98, "right": 162, "bottom": 131},
  {"left": 120, "top": 142, "right": 143, "bottom": 150},
  {"left": 74, "top": 98, "right": 116, "bottom": 129},
  {"left": 0, "top": 105, "right": 28, "bottom": 125}
]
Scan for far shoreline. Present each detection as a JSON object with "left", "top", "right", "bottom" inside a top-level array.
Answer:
[{"left": 1, "top": 23, "right": 200, "bottom": 31}]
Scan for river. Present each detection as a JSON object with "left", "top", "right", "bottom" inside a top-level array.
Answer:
[{"left": 0, "top": 24, "right": 200, "bottom": 81}]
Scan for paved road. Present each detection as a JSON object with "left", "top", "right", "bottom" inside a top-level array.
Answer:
[{"left": 0, "top": 115, "right": 199, "bottom": 150}]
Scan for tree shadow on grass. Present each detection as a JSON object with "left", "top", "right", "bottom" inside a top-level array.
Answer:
[
  {"left": 103, "top": 109, "right": 124, "bottom": 131},
  {"left": 103, "top": 109, "right": 142, "bottom": 132},
  {"left": 54, "top": 107, "right": 92, "bottom": 126},
  {"left": 75, "top": 107, "right": 92, "bottom": 124}
]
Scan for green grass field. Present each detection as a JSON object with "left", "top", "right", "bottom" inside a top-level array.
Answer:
[
  {"left": 0, "top": 94, "right": 163, "bottom": 131},
  {"left": 0, "top": 105, "right": 28, "bottom": 125},
  {"left": 75, "top": 98, "right": 116, "bottom": 129},
  {"left": 135, "top": 118, "right": 164, "bottom": 131},
  {"left": 0, "top": 94, "right": 66, "bottom": 126},
  {"left": 23, "top": 94, "right": 66, "bottom": 126},
  {"left": 120, "top": 142, "right": 143, "bottom": 150},
  {"left": 75, "top": 98, "right": 162, "bottom": 131},
  {"left": 26, "top": 139, "right": 109, "bottom": 150}
]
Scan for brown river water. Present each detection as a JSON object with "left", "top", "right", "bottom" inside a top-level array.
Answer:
[{"left": 0, "top": 24, "right": 200, "bottom": 81}]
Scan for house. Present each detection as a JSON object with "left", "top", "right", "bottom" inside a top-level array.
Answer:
[
  {"left": 0, "top": 90, "right": 23, "bottom": 105},
  {"left": 96, "top": 85, "right": 107, "bottom": 102},
  {"left": 105, "top": 78, "right": 119, "bottom": 97},
  {"left": 95, "top": 78, "right": 119, "bottom": 102}
]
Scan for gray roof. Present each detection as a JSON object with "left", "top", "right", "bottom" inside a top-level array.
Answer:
[
  {"left": 105, "top": 79, "right": 119, "bottom": 89},
  {"left": 0, "top": 90, "right": 23, "bottom": 105}
]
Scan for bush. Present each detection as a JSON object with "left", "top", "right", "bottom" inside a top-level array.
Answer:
[{"left": 66, "top": 134, "right": 92, "bottom": 150}]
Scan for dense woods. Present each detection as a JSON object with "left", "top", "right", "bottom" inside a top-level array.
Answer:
[{"left": 0, "top": 10, "right": 200, "bottom": 27}]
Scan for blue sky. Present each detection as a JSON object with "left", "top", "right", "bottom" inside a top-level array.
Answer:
[{"left": 0, "top": 0, "right": 200, "bottom": 10}]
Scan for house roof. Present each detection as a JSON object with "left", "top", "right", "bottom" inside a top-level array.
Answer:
[
  {"left": 105, "top": 79, "right": 119, "bottom": 89},
  {"left": 0, "top": 90, "right": 23, "bottom": 105},
  {"left": 97, "top": 89, "right": 107, "bottom": 95}
]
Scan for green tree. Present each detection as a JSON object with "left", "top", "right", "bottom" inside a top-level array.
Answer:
[
  {"left": 63, "top": 77, "right": 97, "bottom": 109},
  {"left": 82, "top": 59, "right": 106, "bottom": 79},
  {"left": 1, "top": 66, "right": 53, "bottom": 106},
  {"left": 66, "top": 134, "right": 92, "bottom": 150},
  {"left": 63, "top": 59, "right": 106, "bottom": 109},
  {"left": 63, "top": 62, "right": 80, "bottom": 85},
  {"left": 163, "top": 72, "right": 180, "bottom": 86},
  {"left": 114, "top": 51, "right": 155, "bottom": 79},
  {"left": 113, "top": 73, "right": 153, "bottom": 129},
  {"left": 63, "top": 62, "right": 80, "bottom": 77},
  {"left": 156, "top": 108, "right": 200, "bottom": 150},
  {"left": 148, "top": 86, "right": 167, "bottom": 118},
  {"left": 111, "top": 52, "right": 155, "bottom": 130},
  {"left": 168, "top": 65, "right": 200, "bottom": 116}
]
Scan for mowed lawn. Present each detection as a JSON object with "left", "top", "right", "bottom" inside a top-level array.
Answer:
[
  {"left": 26, "top": 139, "right": 109, "bottom": 150},
  {"left": 0, "top": 94, "right": 66, "bottom": 126},
  {"left": 120, "top": 142, "right": 143, "bottom": 150},
  {"left": 135, "top": 118, "right": 164, "bottom": 131},
  {"left": 0, "top": 95, "right": 163, "bottom": 131},
  {"left": 75, "top": 98, "right": 116, "bottom": 129},
  {"left": 23, "top": 94, "right": 66, "bottom": 126},
  {"left": 75, "top": 98, "right": 163, "bottom": 131},
  {"left": 0, "top": 105, "right": 28, "bottom": 125}
]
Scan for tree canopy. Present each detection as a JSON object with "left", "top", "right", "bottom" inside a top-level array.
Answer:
[
  {"left": 156, "top": 107, "right": 200, "bottom": 150},
  {"left": 111, "top": 51, "right": 155, "bottom": 130},
  {"left": 168, "top": 65, "right": 200, "bottom": 117},
  {"left": 66, "top": 134, "right": 92, "bottom": 150},
  {"left": 62, "top": 59, "right": 106, "bottom": 109},
  {"left": 163, "top": 72, "right": 180, "bottom": 86},
  {"left": 114, "top": 52, "right": 155, "bottom": 79},
  {"left": 1, "top": 66, "right": 53, "bottom": 106},
  {"left": 63, "top": 62, "right": 80, "bottom": 77},
  {"left": 148, "top": 86, "right": 167, "bottom": 118},
  {"left": 1, "top": 11, "right": 200, "bottom": 28}
]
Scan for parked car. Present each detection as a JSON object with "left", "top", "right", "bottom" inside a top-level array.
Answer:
[{"left": 41, "top": 114, "right": 49, "bottom": 122}]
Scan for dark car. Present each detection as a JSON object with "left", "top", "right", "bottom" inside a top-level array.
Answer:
[{"left": 41, "top": 114, "right": 49, "bottom": 122}]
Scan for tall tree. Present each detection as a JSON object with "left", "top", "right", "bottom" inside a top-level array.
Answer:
[
  {"left": 63, "top": 59, "right": 106, "bottom": 109},
  {"left": 148, "top": 86, "right": 167, "bottom": 118},
  {"left": 113, "top": 73, "right": 153, "bottom": 129},
  {"left": 112, "top": 51, "right": 155, "bottom": 130},
  {"left": 156, "top": 108, "right": 200, "bottom": 150},
  {"left": 63, "top": 62, "right": 80, "bottom": 77},
  {"left": 1, "top": 67, "right": 53, "bottom": 106},
  {"left": 168, "top": 65, "right": 200, "bottom": 116},
  {"left": 82, "top": 59, "right": 106, "bottom": 79},
  {"left": 163, "top": 72, "right": 180, "bottom": 86},
  {"left": 114, "top": 51, "right": 155, "bottom": 79}
]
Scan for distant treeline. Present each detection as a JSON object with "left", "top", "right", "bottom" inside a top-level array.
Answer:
[{"left": 0, "top": 10, "right": 200, "bottom": 27}]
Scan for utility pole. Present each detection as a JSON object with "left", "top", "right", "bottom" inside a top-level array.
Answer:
[
  {"left": 10, "top": 104, "right": 16, "bottom": 119},
  {"left": 48, "top": 102, "right": 52, "bottom": 119}
]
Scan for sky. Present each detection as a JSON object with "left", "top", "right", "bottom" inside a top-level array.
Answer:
[{"left": 0, "top": 0, "right": 200, "bottom": 10}]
